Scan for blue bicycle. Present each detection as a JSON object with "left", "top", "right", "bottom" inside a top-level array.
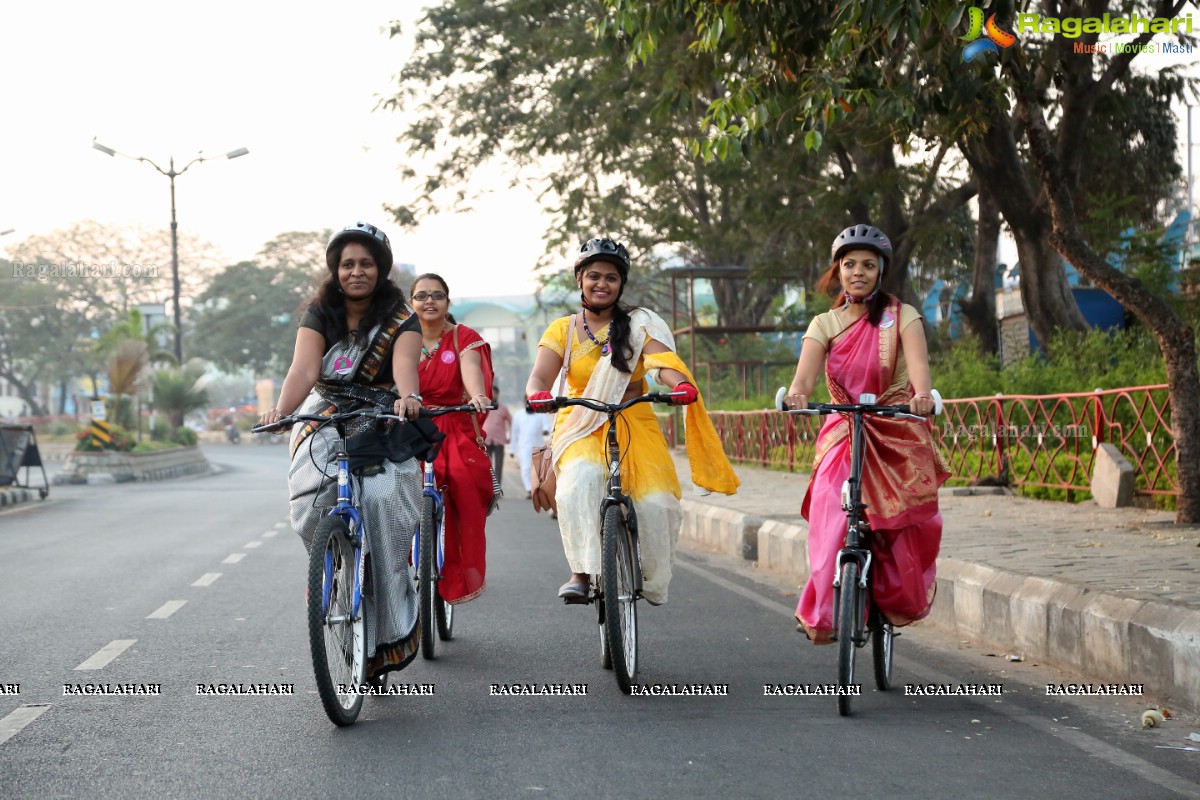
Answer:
[
  {"left": 413, "top": 402, "right": 495, "bottom": 659},
  {"left": 253, "top": 407, "right": 409, "bottom": 726}
]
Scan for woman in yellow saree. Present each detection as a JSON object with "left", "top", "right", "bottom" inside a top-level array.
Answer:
[{"left": 525, "top": 238, "right": 738, "bottom": 605}]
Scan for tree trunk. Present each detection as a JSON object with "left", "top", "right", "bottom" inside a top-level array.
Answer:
[
  {"left": 959, "top": 180, "right": 1000, "bottom": 355},
  {"left": 961, "top": 115, "right": 1088, "bottom": 350},
  {"left": 0, "top": 369, "right": 46, "bottom": 417},
  {"left": 1016, "top": 80, "right": 1200, "bottom": 523}
]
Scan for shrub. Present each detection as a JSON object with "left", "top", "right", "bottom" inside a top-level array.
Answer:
[{"left": 172, "top": 426, "right": 198, "bottom": 447}]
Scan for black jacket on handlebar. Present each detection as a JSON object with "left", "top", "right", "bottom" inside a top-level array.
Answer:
[{"left": 345, "top": 417, "right": 444, "bottom": 471}]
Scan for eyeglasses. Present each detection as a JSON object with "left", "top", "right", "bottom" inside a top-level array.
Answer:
[{"left": 412, "top": 291, "right": 448, "bottom": 302}]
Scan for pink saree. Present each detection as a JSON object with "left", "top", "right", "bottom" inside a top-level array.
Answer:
[{"left": 796, "top": 301, "right": 950, "bottom": 642}]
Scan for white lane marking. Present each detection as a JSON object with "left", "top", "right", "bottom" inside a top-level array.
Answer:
[
  {"left": 243, "top": 541, "right": 262, "bottom": 549},
  {"left": 274, "top": 522, "right": 287, "bottom": 529},
  {"left": 222, "top": 553, "right": 246, "bottom": 564},
  {"left": 74, "top": 639, "right": 136, "bottom": 670},
  {"left": 192, "top": 573, "right": 222, "bottom": 587},
  {"left": 262, "top": 530, "right": 278, "bottom": 538},
  {"left": 678, "top": 556, "right": 1199, "bottom": 800},
  {"left": 0, "top": 705, "right": 50, "bottom": 746},
  {"left": 146, "top": 600, "right": 186, "bottom": 619}
]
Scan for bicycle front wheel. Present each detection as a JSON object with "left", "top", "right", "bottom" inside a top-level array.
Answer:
[
  {"left": 602, "top": 505, "right": 638, "bottom": 693},
  {"left": 308, "top": 518, "right": 365, "bottom": 726},
  {"left": 836, "top": 561, "right": 859, "bottom": 717},
  {"left": 419, "top": 494, "right": 437, "bottom": 659}
]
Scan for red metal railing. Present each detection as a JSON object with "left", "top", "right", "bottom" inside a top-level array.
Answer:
[{"left": 667, "top": 385, "right": 1177, "bottom": 499}]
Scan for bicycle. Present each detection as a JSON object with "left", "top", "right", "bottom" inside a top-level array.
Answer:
[
  {"left": 252, "top": 406, "right": 414, "bottom": 726},
  {"left": 413, "top": 402, "right": 496, "bottom": 660},
  {"left": 531, "top": 389, "right": 683, "bottom": 694},
  {"left": 776, "top": 387, "right": 941, "bottom": 716}
]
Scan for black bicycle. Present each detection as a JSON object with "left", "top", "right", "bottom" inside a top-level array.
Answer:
[
  {"left": 532, "top": 390, "right": 682, "bottom": 694},
  {"left": 777, "top": 387, "right": 940, "bottom": 716}
]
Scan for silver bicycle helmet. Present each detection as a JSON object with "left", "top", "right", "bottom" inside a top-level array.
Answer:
[
  {"left": 831, "top": 224, "right": 892, "bottom": 269},
  {"left": 326, "top": 221, "right": 394, "bottom": 277}
]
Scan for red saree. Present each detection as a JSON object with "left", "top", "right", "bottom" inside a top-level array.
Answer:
[
  {"left": 418, "top": 324, "right": 494, "bottom": 604},
  {"left": 797, "top": 300, "right": 950, "bottom": 640}
]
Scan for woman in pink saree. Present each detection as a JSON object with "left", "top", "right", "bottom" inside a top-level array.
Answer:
[{"left": 784, "top": 224, "right": 950, "bottom": 644}]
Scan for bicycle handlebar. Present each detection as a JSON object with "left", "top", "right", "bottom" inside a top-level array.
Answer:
[
  {"left": 771, "top": 386, "right": 940, "bottom": 422},
  {"left": 250, "top": 402, "right": 497, "bottom": 434},
  {"left": 530, "top": 391, "right": 683, "bottom": 414}
]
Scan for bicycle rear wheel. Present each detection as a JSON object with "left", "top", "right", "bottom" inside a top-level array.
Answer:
[
  {"left": 602, "top": 506, "right": 638, "bottom": 693},
  {"left": 419, "top": 494, "right": 437, "bottom": 659},
  {"left": 308, "top": 518, "right": 365, "bottom": 726},
  {"left": 872, "top": 612, "right": 894, "bottom": 690},
  {"left": 836, "top": 561, "right": 859, "bottom": 717},
  {"left": 435, "top": 511, "right": 455, "bottom": 641}
]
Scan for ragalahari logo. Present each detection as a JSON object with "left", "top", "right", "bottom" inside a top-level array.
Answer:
[{"left": 960, "top": 7, "right": 1018, "bottom": 61}]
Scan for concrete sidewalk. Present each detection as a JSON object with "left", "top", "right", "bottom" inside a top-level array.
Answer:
[{"left": 671, "top": 453, "right": 1200, "bottom": 713}]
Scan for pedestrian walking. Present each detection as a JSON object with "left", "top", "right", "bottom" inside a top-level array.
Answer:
[
  {"left": 511, "top": 403, "right": 552, "bottom": 498},
  {"left": 482, "top": 386, "right": 512, "bottom": 485}
]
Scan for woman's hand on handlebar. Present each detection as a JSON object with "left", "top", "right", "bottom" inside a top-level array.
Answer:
[
  {"left": 909, "top": 392, "right": 935, "bottom": 417},
  {"left": 527, "top": 390, "right": 555, "bottom": 413},
  {"left": 394, "top": 395, "right": 423, "bottom": 420},
  {"left": 467, "top": 393, "right": 490, "bottom": 414},
  {"left": 783, "top": 393, "right": 808, "bottom": 411},
  {"left": 257, "top": 408, "right": 288, "bottom": 435}
]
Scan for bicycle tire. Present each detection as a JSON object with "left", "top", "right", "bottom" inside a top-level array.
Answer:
[
  {"left": 872, "top": 616, "right": 894, "bottom": 691},
  {"left": 435, "top": 509, "right": 455, "bottom": 640},
  {"left": 419, "top": 494, "right": 437, "bottom": 659},
  {"left": 308, "top": 518, "right": 365, "bottom": 726},
  {"left": 602, "top": 505, "right": 638, "bottom": 693},
  {"left": 836, "top": 561, "right": 859, "bottom": 717}
]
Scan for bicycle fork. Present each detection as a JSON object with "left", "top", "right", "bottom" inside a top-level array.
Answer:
[{"left": 831, "top": 542, "right": 872, "bottom": 645}]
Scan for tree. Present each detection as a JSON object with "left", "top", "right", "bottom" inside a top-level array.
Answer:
[
  {"left": 9, "top": 220, "right": 225, "bottom": 361},
  {"left": 0, "top": 260, "right": 96, "bottom": 415},
  {"left": 153, "top": 362, "right": 210, "bottom": 429},
  {"left": 606, "top": 0, "right": 1200, "bottom": 522},
  {"left": 384, "top": 0, "right": 859, "bottom": 327}
]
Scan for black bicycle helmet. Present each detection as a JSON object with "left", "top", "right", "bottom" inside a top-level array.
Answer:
[
  {"left": 326, "top": 221, "right": 393, "bottom": 277},
  {"left": 574, "top": 237, "right": 630, "bottom": 279},
  {"left": 831, "top": 224, "right": 892, "bottom": 270}
]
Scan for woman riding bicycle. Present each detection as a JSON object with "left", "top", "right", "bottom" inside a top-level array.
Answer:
[
  {"left": 410, "top": 273, "right": 495, "bottom": 604},
  {"left": 784, "top": 224, "right": 950, "bottom": 644},
  {"left": 525, "top": 237, "right": 738, "bottom": 605},
  {"left": 257, "top": 221, "right": 433, "bottom": 673}
]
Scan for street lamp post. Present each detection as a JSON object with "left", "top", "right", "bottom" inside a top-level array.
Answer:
[{"left": 92, "top": 138, "right": 248, "bottom": 363}]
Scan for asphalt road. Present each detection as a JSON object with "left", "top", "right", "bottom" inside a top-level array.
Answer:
[{"left": 1, "top": 444, "right": 1197, "bottom": 799}]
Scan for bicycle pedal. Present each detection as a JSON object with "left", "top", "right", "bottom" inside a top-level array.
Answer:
[{"left": 561, "top": 595, "right": 591, "bottom": 606}]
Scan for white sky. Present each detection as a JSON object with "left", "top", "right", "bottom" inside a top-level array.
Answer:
[{"left": 0, "top": 1, "right": 553, "bottom": 297}]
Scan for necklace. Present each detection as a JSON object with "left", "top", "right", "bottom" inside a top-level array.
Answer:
[
  {"left": 420, "top": 324, "right": 447, "bottom": 362},
  {"left": 581, "top": 313, "right": 612, "bottom": 356}
]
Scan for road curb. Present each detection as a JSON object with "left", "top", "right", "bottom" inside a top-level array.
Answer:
[
  {"left": 678, "top": 498, "right": 1200, "bottom": 713},
  {"left": 0, "top": 487, "right": 34, "bottom": 508}
]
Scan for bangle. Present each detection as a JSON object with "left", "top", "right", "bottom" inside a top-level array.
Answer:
[
  {"left": 913, "top": 392, "right": 933, "bottom": 399},
  {"left": 407, "top": 392, "right": 423, "bottom": 402}
]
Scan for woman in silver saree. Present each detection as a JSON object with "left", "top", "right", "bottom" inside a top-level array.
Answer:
[{"left": 259, "top": 222, "right": 430, "bottom": 676}]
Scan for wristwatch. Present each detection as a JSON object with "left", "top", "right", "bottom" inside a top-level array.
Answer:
[{"left": 407, "top": 392, "right": 424, "bottom": 402}]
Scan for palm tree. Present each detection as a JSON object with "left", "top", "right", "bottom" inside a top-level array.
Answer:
[{"left": 153, "top": 362, "right": 210, "bottom": 430}]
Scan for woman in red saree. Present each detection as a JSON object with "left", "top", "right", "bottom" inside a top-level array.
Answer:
[
  {"left": 412, "top": 273, "right": 494, "bottom": 604},
  {"left": 784, "top": 225, "right": 950, "bottom": 643}
]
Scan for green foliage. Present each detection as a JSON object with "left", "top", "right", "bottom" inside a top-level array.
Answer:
[
  {"left": 74, "top": 423, "right": 135, "bottom": 452},
  {"left": 190, "top": 259, "right": 316, "bottom": 377},
  {"left": 172, "top": 426, "right": 198, "bottom": 447},
  {"left": 152, "top": 362, "right": 210, "bottom": 429}
]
